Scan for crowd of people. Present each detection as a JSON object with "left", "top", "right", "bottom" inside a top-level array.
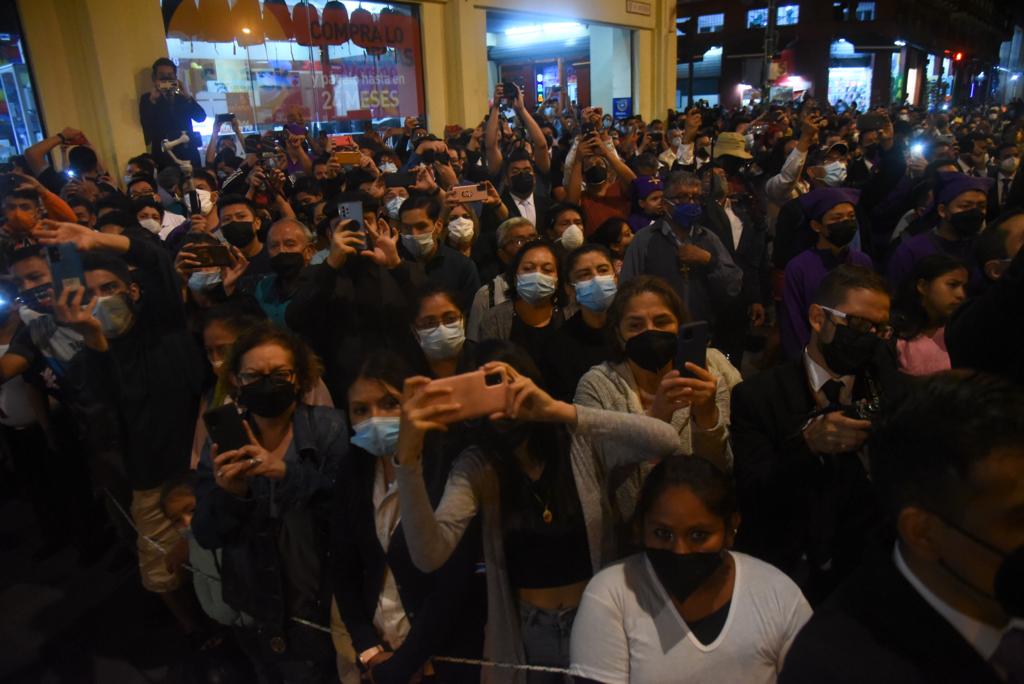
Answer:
[{"left": 0, "top": 55, "right": 1022, "bottom": 683}]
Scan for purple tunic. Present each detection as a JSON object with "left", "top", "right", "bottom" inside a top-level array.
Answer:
[
  {"left": 781, "top": 247, "right": 874, "bottom": 359},
  {"left": 887, "top": 230, "right": 981, "bottom": 293}
]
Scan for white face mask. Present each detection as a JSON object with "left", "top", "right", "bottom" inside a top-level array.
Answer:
[
  {"left": 416, "top": 320, "right": 466, "bottom": 361},
  {"left": 447, "top": 217, "right": 475, "bottom": 243},
  {"left": 559, "top": 223, "right": 585, "bottom": 250},
  {"left": 401, "top": 231, "right": 436, "bottom": 258},
  {"left": 139, "top": 217, "right": 161, "bottom": 234},
  {"left": 195, "top": 188, "right": 215, "bottom": 216},
  {"left": 380, "top": 162, "right": 399, "bottom": 174},
  {"left": 822, "top": 161, "right": 848, "bottom": 187},
  {"left": 385, "top": 196, "right": 404, "bottom": 219},
  {"left": 92, "top": 293, "right": 134, "bottom": 338}
]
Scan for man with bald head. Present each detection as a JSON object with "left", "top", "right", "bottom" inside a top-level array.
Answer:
[{"left": 253, "top": 217, "right": 316, "bottom": 326}]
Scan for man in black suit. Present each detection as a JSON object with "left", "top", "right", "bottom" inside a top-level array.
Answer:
[
  {"left": 700, "top": 163, "right": 770, "bottom": 366},
  {"left": 781, "top": 372, "right": 1024, "bottom": 684},
  {"left": 731, "top": 265, "right": 903, "bottom": 603},
  {"left": 989, "top": 141, "right": 1020, "bottom": 220},
  {"left": 499, "top": 149, "right": 553, "bottom": 230}
]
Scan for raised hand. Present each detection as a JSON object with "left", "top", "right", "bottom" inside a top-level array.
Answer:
[
  {"left": 361, "top": 218, "right": 401, "bottom": 269},
  {"left": 220, "top": 246, "right": 249, "bottom": 296},
  {"left": 396, "top": 376, "right": 463, "bottom": 465},
  {"left": 326, "top": 220, "right": 368, "bottom": 270},
  {"left": 34, "top": 220, "right": 101, "bottom": 251}
]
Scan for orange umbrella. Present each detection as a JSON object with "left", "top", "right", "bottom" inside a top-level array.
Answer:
[
  {"left": 320, "top": 1, "right": 350, "bottom": 46},
  {"left": 231, "top": 0, "right": 264, "bottom": 46},
  {"left": 168, "top": 0, "right": 202, "bottom": 40},
  {"left": 197, "top": 0, "right": 233, "bottom": 43},
  {"left": 262, "top": 0, "right": 294, "bottom": 41},
  {"left": 291, "top": 1, "right": 320, "bottom": 47}
]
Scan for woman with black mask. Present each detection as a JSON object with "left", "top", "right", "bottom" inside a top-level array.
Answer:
[
  {"left": 574, "top": 276, "right": 735, "bottom": 550},
  {"left": 395, "top": 340, "right": 679, "bottom": 683},
  {"left": 570, "top": 456, "right": 811, "bottom": 683},
  {"left": 192, "top": 323, "right": 347, "bottom": 683}
]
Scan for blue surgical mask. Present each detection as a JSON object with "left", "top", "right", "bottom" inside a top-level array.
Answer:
[
  {"left": 417, "top": 320, "right": 466, "bottom": 361},
  {"left": 574, "top": 275, "right": 617, "bottom": 312},
  {"left": 350, "top": 416, "right": 401, "bottom": 457},
  {"left": 188, "top": 269, "right": 222, "bottom": 293},
  {"left": 671, "top": 202, "right": 703, "bottom": 229},
  {"left": 516, "top": 271, "right": 557, "bottom": 305}
]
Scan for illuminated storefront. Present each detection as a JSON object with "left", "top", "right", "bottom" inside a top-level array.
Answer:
[
  {"left": 161, "top": 0, "right": 424, "bottom": 141},
  {"left": 0, "top": 3, "right": 43, "bottom": 162}
]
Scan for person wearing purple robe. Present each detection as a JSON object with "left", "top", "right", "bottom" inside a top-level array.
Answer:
[
  {"left": 627, "top": 176, "right": 663, "bottom": 233},
  {"left": 888, "top": 172, "right": 992, "bottom": 294},
  {"left": 781, "top": 187, "right": 874, "bottom": 359}
]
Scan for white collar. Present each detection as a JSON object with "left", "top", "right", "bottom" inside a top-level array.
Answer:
[
  {"left": 893, "top": 543, "right": 1005, "bottom": 660},
  {"left": 802, "top": 347, "right": 853, "bottom": 394},
  {"left": 513, "top": 193, "right": 533, "bottom": 206}
]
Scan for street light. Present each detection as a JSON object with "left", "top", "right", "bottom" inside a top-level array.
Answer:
[{"left": 894, "top": 39, "right": 906, "bottom": 47}]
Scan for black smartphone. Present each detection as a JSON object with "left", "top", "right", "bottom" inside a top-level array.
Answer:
[
  {"left": 191, "top": 243, "right": 233, "bottom": 268},
  {"left": 502, "top": 81, "right": 518, "bottom": 104},
  {"left": 185, "top": 190, "right": 202, "bottom": 217},
  {"left": 675, "top": 321, "right": 709, "bottom": 377},
  {"left": 385, "top": 172, "right": 415, "bottom": 188},
  {"left": 337, "top": 194, "right": 369, "bottom": 250},
  {"left": 203, "top": 404, "right": 249, "bottom": 453},
  {"left": 46, "top": 243, "right": 86, "bottom": 299}
]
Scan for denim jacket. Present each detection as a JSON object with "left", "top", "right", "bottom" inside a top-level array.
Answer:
[{"left": 193, "top": 403, "right": 349, "bottom": 660}]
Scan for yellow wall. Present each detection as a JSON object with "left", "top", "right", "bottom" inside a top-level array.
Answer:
[{"left": 18, "top": 0, "right": 676, "bottom": 168}]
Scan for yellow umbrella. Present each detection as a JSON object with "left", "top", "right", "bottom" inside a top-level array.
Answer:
[
  {"left": 197, "top": 0, "right": 233, "bottom": 43},
  {"left": 262, "top": 0, "right": 294, "bottom": 41},
  {"left": 232, "top": 0, "right": 264, "bottom": 46}
]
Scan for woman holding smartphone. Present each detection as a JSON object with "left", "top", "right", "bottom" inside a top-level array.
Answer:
[
  {"left": 192, "top": 323, "right": 347, "bottom": 682},
  {"left": 573, "top": 276, "right": 735, "bottom": 548},
  {"left": 477, "top": 239, "right": 566, "bottom": 368},
  {"left": 395, "top": 340, "right": 681, "bottom": 683},
  {"left": 332, "top": 351, "right": 485, "bottom": 684},
  {"left": 570, "top": 456, "right": 811, "bottom": 684}
]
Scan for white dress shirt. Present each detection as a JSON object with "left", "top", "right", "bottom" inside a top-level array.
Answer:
[
  {"left": 893, "top": 543, "right": 1005, "bottom": 661},
  {"left": 371, "top": 460, "right": 411, "bottom": 650},
  {"left": 511, "top": 193, "right": 536, "bottom": 227},
  {"left": 722, "top": 199, "right": 744, "bottom": 250},
  {"left": 802, "top": 349, "right": 854, "bottom": 408}
]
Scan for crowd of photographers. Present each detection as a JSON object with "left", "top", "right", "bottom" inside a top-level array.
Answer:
[{"left": 0, "top": 55, "right": 1022, "bottom": 683}]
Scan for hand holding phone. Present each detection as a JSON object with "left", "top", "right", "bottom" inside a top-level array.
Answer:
[
  {"left": 422, "top": 368, "right": 510, "bottom": 424},
  {"left": 451, "top": 183, "right": 488, "bottom": 203},
  {"left": 675, "top": 321, "right": 709, "bottom": 377},
  {"left": 204, "top": 404, "right": 249, "bottom": 454},
  {"left": 46, "top": 243, "right": 85, "bottom": 298}
]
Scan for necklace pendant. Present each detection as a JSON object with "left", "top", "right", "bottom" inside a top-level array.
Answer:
[{"left": 542, "top": 507, "right": 553, "bottom": 525}]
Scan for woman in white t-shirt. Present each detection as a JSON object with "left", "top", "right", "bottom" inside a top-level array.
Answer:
[{"left": 570, "top": 456, "right": 812, "bottom": 684}]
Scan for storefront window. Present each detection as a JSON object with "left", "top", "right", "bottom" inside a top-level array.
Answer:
[
  {"left": 828, "top": 40, "right": 872, "bottom": 106},
  {"left": 747, "top": 9, "right": 769, "bottom": 29},
  {"left": 776, "top": 5, "right": 799, "bottom": 26},
  {"left": 697, "top": 14, "right": 724, "bottom": 34},
  {"left": 161, "top": 0, "right": 424, "bottom": 143},
  {"left": 0, "top": 10, "right": 44, "bottom": 162}
]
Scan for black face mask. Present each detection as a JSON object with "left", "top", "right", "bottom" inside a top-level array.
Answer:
[
  {"left": 862, "top": 142, "right": 880, "bottom": 158},
  {"left": 819, "top": 322, "right": 879, "bottom": 375},
  {"left": 270, "top": 252, "right": 305, "bottom": 280},
  {"left": 18, "top": 284, "right": 53, "bottom": 314},
  {"left": 937, "top": 517, "right": 1024, "bottom": 619},
  {"left": 584, "top": 165, "right": 608, "bottom": 185},
  {"left": 646, "top": 548, "right": 724, "bottom": 604},
  {"left": 221, "top": 220, "right": 256, "bottom": 248},
  {"left": 510, "top": 173, "right": 535, "bottom": 197},
  {"left": 825, "top": 219, "right": 858, "bottom": 248},
  {"left": 625, "top": 330, "right": 677, "bottom": 373},
  {"left": 948, "top": 208, "right": 985, "bottom": 239},
  {"left": 237, "top": 377, "right": 297, "bottom": 418}
]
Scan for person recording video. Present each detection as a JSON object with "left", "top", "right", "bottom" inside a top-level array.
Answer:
[{"left": 138, "top": 57, "right": 206, "bottom": 169}]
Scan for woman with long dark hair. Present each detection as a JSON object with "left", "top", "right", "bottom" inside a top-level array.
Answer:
[
  {"left": 891, "top": 253, "right": 968, "bottom": 375},
  {"left": 395, "top": 340, "right": 680, "bottom": 682}
]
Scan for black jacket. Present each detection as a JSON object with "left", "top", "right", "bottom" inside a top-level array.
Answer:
[
  {"left": 703, "top": 195, "right": 770, "bottom": 307},
  {"left": 500, "top": 189, "right": 553, "bottom": 231},
  {"left": 780, "top": 551, "right": 1003, "bottom": 684},
  {"left": 729, "top": 354, "right": 903, "bottom": 602},
  {"left": 285, "top": 258, "right": 424, "bottom": 399},
  {"left": 331, "top": 443, "right": 485, "bottom": 683}
]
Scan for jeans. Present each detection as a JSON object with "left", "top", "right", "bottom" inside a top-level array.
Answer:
[{"left": 518, "top": 600, "right": 577, "bottom": 684}]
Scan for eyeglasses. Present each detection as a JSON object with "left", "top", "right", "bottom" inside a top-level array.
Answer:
[
  {"left": 503, "top": 235, "right": 537, "bottom": 249},
  {"left": 663, "top": 194, "right": 701, "bottom": 206},
  {"left": 414, "top": 313, "right": 462, "bottom": 331},
  {"left": 820, "top": 306, "right": 894, "bottom": 340},
  {"left": 237, "top": 369, "right": 295, "bottom": 386}
]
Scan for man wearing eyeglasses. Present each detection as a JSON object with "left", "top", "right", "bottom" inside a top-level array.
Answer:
[{"left": 731, "top": 264, "right": 906, "bottom": 604}]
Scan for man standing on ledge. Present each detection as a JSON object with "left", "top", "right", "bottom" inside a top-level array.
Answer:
[{"left": 139, "top": 57, "right": 206, "bottom": 170}]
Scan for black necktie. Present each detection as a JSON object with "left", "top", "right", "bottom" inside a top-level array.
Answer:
[
  {"left": 1003, "top": 178, "right": 1012, "bottom": 205},
  {"left": 822, "top": 380, "right": 844, "bottom": 408}
]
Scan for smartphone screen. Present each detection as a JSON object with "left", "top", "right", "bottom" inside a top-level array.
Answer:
[{"left": 46, "top": 243, "right": 86, "bottom": 298}]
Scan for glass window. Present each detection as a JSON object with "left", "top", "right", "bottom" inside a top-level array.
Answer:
[
  {"left": 676, "top": 16, "right": 690, "bottom": 37},
  {"left": 162, "top": 0, "right": 424, "bottom": 144},
  {"left": 697, "top": 13, "right": 724, "bottom": 34},
  {"left": 0, "top": 29, "right": 44, "bottom": 161},
  {"left": 777, "top": 5, "right": 800, "bottom": 25},
  {"left": 747, "top": 9, "right": 769, "bottom": 28},
  {"left": 855, "top": 2, "right": 875, "bottom": 21}
]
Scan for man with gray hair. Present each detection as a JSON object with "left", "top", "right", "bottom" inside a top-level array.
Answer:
[
  {"left": 253, "top": 217, "right": 316, "bottom": 327},
  {"left": 620, "top": 170, "right": 742, "bottom": 329},
  {"left": 466, "top": 216, "right": 538, "bottom": 340}
]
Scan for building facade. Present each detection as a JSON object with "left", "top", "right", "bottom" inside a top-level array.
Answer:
[
  {"left": 676, "top": 0, "right": 1014, "bottom": 109},
  {"left": 10, "top": 0, "right": 678, "bottom": 178}
]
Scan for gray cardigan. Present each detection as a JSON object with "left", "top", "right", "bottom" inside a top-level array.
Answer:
[
  {"left": 573, "top": 358, "right": 734, "bottom": 524},
  {"left": 395, "top": 404, "right": 680, "bottom": 684}
]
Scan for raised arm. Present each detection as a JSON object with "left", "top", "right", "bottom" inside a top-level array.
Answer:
[
  {"left": 513, "top": 90, "right": 551, "bottom": 175},
  {"left": 485, "top": 86, "right": 505, "bottom": 177}
]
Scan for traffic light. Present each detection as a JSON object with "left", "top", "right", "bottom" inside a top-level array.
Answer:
[{"left": 954, "top": 51, "right": 964, "bottom": 62}]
